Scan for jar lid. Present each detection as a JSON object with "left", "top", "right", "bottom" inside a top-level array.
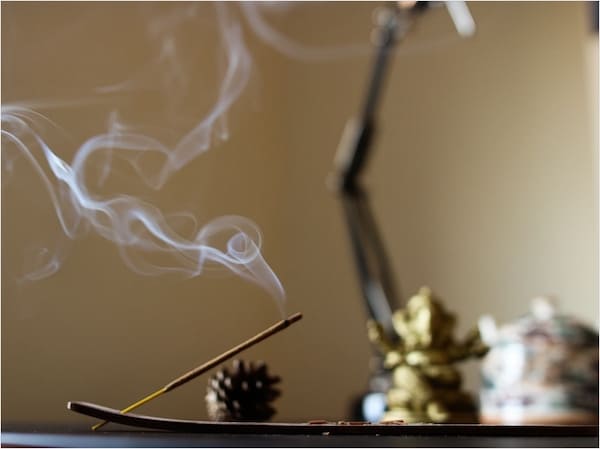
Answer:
[{"left": 479, "top": 296, "right": 598, "bottom": 348}]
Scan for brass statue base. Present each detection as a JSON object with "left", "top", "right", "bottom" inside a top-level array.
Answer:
[{"left": 368, "top": 287, "right": 487, "bottom": 424}]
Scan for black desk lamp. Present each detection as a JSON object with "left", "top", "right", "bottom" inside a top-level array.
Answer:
[{"left": 328, "top": 1, "right": 475, "bottom": 420}]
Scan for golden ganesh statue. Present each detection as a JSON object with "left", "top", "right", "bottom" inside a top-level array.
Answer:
[{"left": 367, "top": 287, "right": 487, "bottom": 423}]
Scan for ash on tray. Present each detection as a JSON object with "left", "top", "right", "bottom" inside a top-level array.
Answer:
[{"left": 306, "top": 420, "right": 404, "bottom": 425}]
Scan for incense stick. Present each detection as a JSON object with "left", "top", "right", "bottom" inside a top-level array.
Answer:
[{"left": 92, "top": 312, "right": 303, "bottom": 431}]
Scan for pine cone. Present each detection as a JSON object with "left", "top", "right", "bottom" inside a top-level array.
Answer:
[{"left": 206, "top": 359, "right": 281, "bottom": 421}]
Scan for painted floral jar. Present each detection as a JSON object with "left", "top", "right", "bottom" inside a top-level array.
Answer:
[{"left": 478, "top": 297, "right": 598, "bottom": 424}]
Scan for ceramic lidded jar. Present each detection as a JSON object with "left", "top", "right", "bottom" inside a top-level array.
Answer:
[{"left": 478, "top": 297, "right": 598, "bottom": 424}]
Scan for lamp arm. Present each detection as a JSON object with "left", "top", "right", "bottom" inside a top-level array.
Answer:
[
  {"left": 330, "top": 3, "right": 409, "bottom": 340},
  {"left": 333, "top": 5, "right": 402, "bottom": 191}
]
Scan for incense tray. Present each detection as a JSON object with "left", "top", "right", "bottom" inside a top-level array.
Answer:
[{"left": 68, "top": 401, "right": 596, "bottom": 436}]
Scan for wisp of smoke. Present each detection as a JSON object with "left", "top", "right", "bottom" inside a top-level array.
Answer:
[
  {"left": 240, "top": 2, "right": 368, "bottom": 61},
  {"left": 2, "top": 1, "right": 464, "bottom": 316},
  {"left": 1, "top": 2, "right": 285, "bottom": 314}
]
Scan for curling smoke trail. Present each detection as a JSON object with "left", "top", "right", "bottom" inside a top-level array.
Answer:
[
  {"left": 1, "top": 3, "right": 285, "bottom": 312},
  {"left": 240, "top": 2, "right": 367, "bottom": 61}
]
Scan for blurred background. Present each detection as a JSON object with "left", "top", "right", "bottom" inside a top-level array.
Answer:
[{"left": 2, "top": 1, "right": 598, "bottom": 425}]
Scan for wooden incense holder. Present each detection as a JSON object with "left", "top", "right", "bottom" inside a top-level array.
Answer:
[{"left": 67, "top": 401, "right": 598, "bottom": 437}]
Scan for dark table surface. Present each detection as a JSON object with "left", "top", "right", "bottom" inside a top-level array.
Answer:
[{"left": 2, "top": 424, "right": 598, "bottom": 448}]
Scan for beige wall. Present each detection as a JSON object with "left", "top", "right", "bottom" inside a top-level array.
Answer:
[{"left": 2, "top": 2, "right": 597, "bottom": 424}]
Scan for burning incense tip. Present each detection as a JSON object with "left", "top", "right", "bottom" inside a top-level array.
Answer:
[{"left": 285, "top": 312, "right": 303, "bottom": 325}]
